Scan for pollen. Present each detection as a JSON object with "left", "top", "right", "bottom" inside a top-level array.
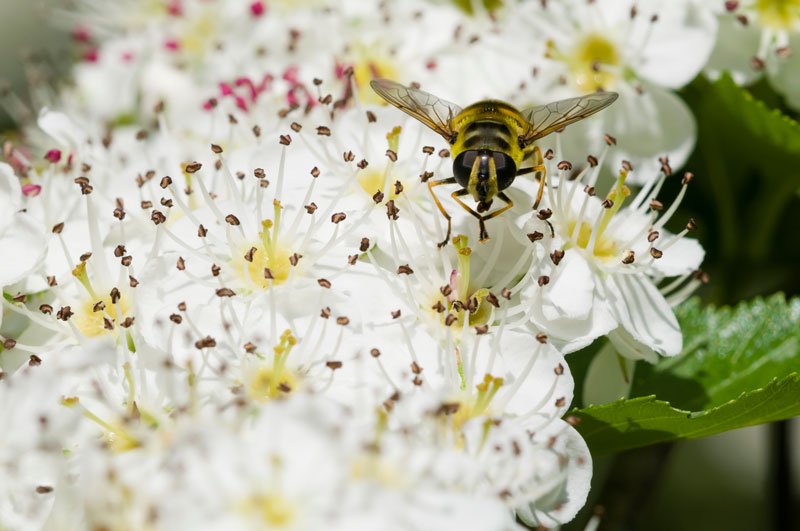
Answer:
[
  {"left": 237, "top": 243, "right": 292, "bottom": 289},
  {"left": 568, "top": 33, "right": 620, "bottom": 92},
  {"left": 568, "top": 221, "right": 618, "bottom": 262},
  {"left": 73, "top": 291, "right": 132, "bottom": 337}
]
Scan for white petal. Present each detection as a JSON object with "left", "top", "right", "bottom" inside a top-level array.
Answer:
[
  {"left": 0, "top": 212, "right": 46, "bottom": 288},
  {"left": 541, "top": 252, "right": 594, "bottom": 321},
  {"left": 636, "top": 0, "right": 719, "bottom": 89},
  {"left": 766, "top": 33, "right": 800, "bottom": 111},
  {"left": 649, "top": 235, "right": 705, "bottom": 277},
  {"left": 704, "top": 15, "right": 763, "bottom": 86},
  {"left": 604, "top": 273, "right": 682, "bottom": 357},
  {"left": 0, "top": 163, "right": 21, "bottom": 228},
  {"left": 37, "top": 109, "right": 86, "bottom": 150}
]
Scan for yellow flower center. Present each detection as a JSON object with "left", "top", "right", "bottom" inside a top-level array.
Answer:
[
  {"left": 237, "top": 243, "right": 293, "bottom": 290},
  {"left": 248, "top": 366, "right": 299, "bottom": 402},
  {"left": 73, "top": 292, "right": 132, "bottom": 338},
  {"left": 568, "top": 33, "right": 621, "bottom": 92},
  {"left": 756, "top": 0, "right": 800, "bottom": 30},
  {"left": 356, "top": 169, "right": 402, "bottom": 201},
  {"left": 351, "top": 49, "right": 400, "bottom": 105},
  {"left": 240, "top": 492, "right": 296, "bottom": 528},
  {"left": 567, "top": 220, "right": 619, "bottom": 262}
]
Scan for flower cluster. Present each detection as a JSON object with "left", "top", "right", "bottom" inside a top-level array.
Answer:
[{"left": 0, "top": 1, "right": 717, "bottom": 529}]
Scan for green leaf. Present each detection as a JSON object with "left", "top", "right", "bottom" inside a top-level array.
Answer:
[
  {"left": 572, "top": 373, "right": 800, "bottom": 456},
  {"left": 707, "top": 73, "right": 800, "bottom": 159},
  {"left": 630, "top": 293, "right": 800, "bottom": 411}
]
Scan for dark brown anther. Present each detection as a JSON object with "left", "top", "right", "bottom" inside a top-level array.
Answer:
[
  {"left": 537, "top": 209, "right": 552, "bottom": 220},
  {"left": 622, "top": 250, "right": 635, "bottom": 264},
  {"left": 79, "top": 252, "right": 92, "bottom": 262},
  {"left": 357, "top": 159, "right": 369, "bottom": 169},
  {"left": 397, "top": 264, "right": 414, "bottom": 275},
  {"left": 444, "top": 314, "right": 457, "bottom": 326},
  {"left": 211, "top": 143, "right": 223, "bottom": 154},
  {"left": 52, "top": 222, "right": 64, "bottom": 234},
  {"left": 647, "top": 231, "right": 659, "bottom": 243},
  {"left": 3, "top": 338, "right": 16, "bottom": 349},
  {"left": 737, "top": 13, "right": 748, "bottom": 24},
  {"left": 385, "top": 149, "right": 398, "bottom": 162},
  {"left": 686, "top": 218, "right": 697, "bottom": 231},
  {"left": 318, "top": 94, "right": 333, "bottom": 105},
  {"left": 141, "top": 200, "right": 153, "bottom": 209},
  {"left": 391, "top": 309, "right": 401, "bottom": 319},
  {"left": 198, "top": 224, "right": 208, "bottom": 237},
  {"left": 555, "top": 397, "right": 566, "bottom": 407},
  {"left": 412, "top": 376, "right": 423, "bottom": 386},
  {"left": 538, "top": 275, "right": 550, "bottom": 286},
  {"left": 348, "top": 254, "right": 358, "bottom": 265},
  {"left": 109, "top": 288, "right": 121, "bottom": 304},
  {"left": 317, "top": 278, "right": 332, "bottom": 288},
  {"left": 527, "top": 231, "right": 544, "bottom": 243},
  {"left": 11, "top": 293, "right": 24, "bottom": 303},
  {"left": 120, "top": 317, "right": 135, "bottom": 328},
  {"left": 326, "top": 361, "right": 343, "bottom": 370},
  {"left": 602, "top": 198, "right": 614, "bottom": 209},
  {"left": 365, "top": 110, "right": 377, "bottom": 122},
  {"left": 194, "top": 336, "right": 217, "bottom": 349},
  {"left": 474, "top": 325, "right": 489, "bottom": 335},
  {"left": 113, "top": 208, "right": 126, "bottom": 220},
  {"left": 555, "top": 363, "right": 565, "bottom": 375},
  {"left": 224, "top": 214, "right": 240, "bottom": 226},
  {"left": 178, "top": 302, "right": 187, "bottom": 311},
  {"left": 343, "top": 150, "right": 355, "bottom": 162},
  {"left": 47, "top": 276, "right": 56, "bottom": 287},
  {"left": 622, "top": 160, "right": 634, "bottom": 172},
  {"left": 316, "top": 126, "right": 331, "bottom": 136},
  {"left": 243, "top": 342, "right": 256, "bottom": 353},
  {"left": 304, "top": 202, "right": 318, "bottom": 214},
  {"left": 649, "top": 199, "right": 664, "bottom": 211},
  {"left": 584, "top": 185, "right": 596, "bottom": 196},
  {"left": 128, "top": 275, "right": 138, "bottom": 287},
  {"left": 432, "top": 300, "right": 446, "bottom": 313},
  {"left": 536, "top": 333, "right": 548, "bottom": 343},
  {"left": 135, "top": 129, "right": 148, "bottom": 140},
  {"left": 184, "top": 161, "right": 202, "bottom": 173},
  {"left": 372, "top": 190, "right": 385, "bottom": 204},
  {"left": 557, "top": 161, "right": 572, "bottom": 171},
  {"left": 422, "top": 146, "right": 435, "bottom": 155},
  {"left": 440, "top": 284, "right": 452, "bottom": 296},
  {"left": 587, "top": 155, "right": 598, "bottom": 167},
  {"left": 544, "top": 148, "right": 554, "bottom": 159},
  {"left": 310, "top": 166, "right": 320, "bottom": 178},
  {"left": 29, "top": 355, "right": 42, "bottom": 366},
  {"left": 359, "top": 237, "right": 370, "bottom": 252},
  {"left": 370, "top": 348, "right": 381, "bottom": 358},
  {"left": 682, "top": 172, "right": 694, "bottom": 185},
  {"left": 386, "top": 200, "right": 399, "bottom": 219},
  {"left": 289, "top": 253, "right": 302, "bottom": 266},
  {"left": 279, "top": 134, "right": 292, "bottom": 145},
  {"left": 486, "top": 292, "right": 500, "bottom": 308},
  {"left": 150, "top": 210, "right": 167, "bottom": 224},
  {"left": 290, "top": 122, "right": 302, "bottom": 132},
  {"left": 114, "top": 245, "right": 126, "bottom": 257},
  {"left": 263, "top": 268, "right": 274, "bottom": 280},
  {"left": 176, "top": 257, "right": 186, "bottom": 270},
  {"left": 394, "top": 181, "right": 404, "bottom": 195},
  {"left": 160, "top": 198, "right": 173, "bottom": 208},
  {"left": 160, "top": 176, "right": 172, "bottom": 189},
  {"left": 216, "top": 287, "right": 235, "bottom": 299},
  {"left": 438, "top": 149, "right": 451, "bottom": 158},
  {"left": 39, "top": 304, "right": 53, "bottom": 314},
  {"left": 466, "top": 296, "right": 478, "bottom": 313},
  {"left": 419, "top": 171, "right": 434, "bottom": 182},
  {"left": 550, "top": 249, "right": 565, "bottom": 265},
  {"left": 252, "top": 125, "right": 261, "bottom": 138},
  {"left": 501, "top": 288, "right": 512, "bottom": 299},
  {"left": 331, "top": 212, "right": 347, "bottom": 224},
  {"left": 650, "top": 247, "right": 663, "bottom": 259},
  {"left": 336, "top": 316, "right": 350, "bottom": 326},
  {"left": 92, "top": 301, "right": 106, "bottom": 312},
  {"left": 254, "top": 168, "right": 266, "bottom": 179},
  {"left": 244, "top": 247, "right": 257, "bottom": 262},
  {"left": 56, "top": 306, "right": 73, "bottom": 320}
]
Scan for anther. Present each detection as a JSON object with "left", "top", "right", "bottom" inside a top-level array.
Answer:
[
  {"left": 195, "top": 336, "right": 217, "bottom": 349},
  {"left": 647, "top": 231, "right": 659, "bottom": 242},
  {"left": 128, "top": 275, "right": 138, "bottom": 287},
  {"left": 141, "top": 200, "right": 153, "bottom": 209},
  {"left": 120, "top": 317, "right": 135, "bottom": 328},
  {"left": 686, "top": 218, "right": 697, "bottom": 231},
  {"left": 438, "top": 149, "right": 451, "bottom": 158},
  {"left": 682, "top": 172, "right": 694, "bottom": 185},
  {"left": 360, "top": 237, "right": 370, "bottom": 252},
  {"left": 336, "top": 317, "right": 350, "bottom": 326},
  {"left": 776, "top": 47, "right": 792, "bottom": 59},
  {"left": 326, "top": 361, "right": 343, "bottom": 370},
  {"left": 555, "top": 397, "right": 566, "bottom": 407},
  {"left": 538, "top": 275, "right": 550, "bottom": 286},
  {"left": 92, "top": 301, "right": 106, "bottom": 312},
  {"left": 305, "top": 203, "right": 318, "bottom": 214},
  {"left": 537, "top": 209, "right": 552, "bottom": 220},
  {"left": 357, "top": 159, "right": 368, "bottom": 169},
  {"left": 39, "top": 304, "right": 53, "bottom": 314},
  {"left": 394, "top": 181, "right": 404, "bottom": 195},
  {"left": 366, "top": 110, "right": 377, "bottom": 122},
  {"left": 432, "top": 300, "right": 446, "bottom": 313},
  {"left": 184, "top": 162, "right": 202, "bottom": 173},
  {"left": 216, "top": 288, "right": 235, "bottom": 298},
  {"left": 422, "top": 146, "right": 434, "bottom": 154},
  {"left": 386, "top": 200, "right": 399, "bottom": 219},
  {"left": 225, "top": 214, "right": 241, "bottom": 225},
  {"left": 198, "top": 224, "right": 208, "bottom": 237},
  {"left": 348, "top": 254, "right": 358, "bottom": 265},
  {"left": 263, "top": 268, "right": 274, "bottom": 279},
  {"left": 527, "top": 231, "right": 544, "bottom": 242},
  {"left": 501, "top": 288, "right": 511, "bottom": 299},
  {"left": 445, "top": 314, "right": 457, "bottom": 326},
  {"left": 587, "top": 155, "right": 598, "bottom": 167},
  {"left": 316, "top": 126, "right": 331, "bottom": 136},
  {"left": 370, "top": 348, "right": 381, "bottom": 357},
  {"left": 557, "top": 161, "right": 572, "bottom": 171},
  {"left": 650, "top": 248, "right": 663, "bottom": 259},
  {"left": 211, "top": 144, "right": 223, "bottom": 154},
  {"left": 544, "top": 149, "right": 554, "bottom": 159},
  {"left": 622, "top": 160, "right": 633, "bottom": 172},
  {"left": 397, "top": 264, "right": 414, "bottom": 275},
  {"left": 320, "top": 307, "right": 331, "bottom": 319},
  {"left": 310, "top": 166, "right": 320, "bottom": 178},
  {"left": 373, "top": 190, "right": 385, "bottom": 204},
  {"left": 343, "top": 151, "right": 355, "bottom": 162},
  {"left": 252, "top": 126, "right": 261, "bottom": 138},
  {"left": 29, "top": 355, "right": 42, "bottom": 366},
  {"left": 536, "top": 333, "right": 547, "bottom": 343},
  {"left": 159, "top": 176, "right": 172, "bottom": 189},
  {"left": 279, "top": 135, "right": 292, "bottom": 145},
  {"left": 622, "top": 250, "right": 635, "bottom": 264},
  {"left": 486, "top": 292, "right": 500, "bottom": 307},
  {"left": 601, "top": 199, "right": 614, "bottom": 209},
  {"left": 584, "top": 185, "right": 595, "bottom": 196},
  {"left": 331, "top": 212, "right": 347, "bottom": 224},
  {"left": 555, "top": 363, "right": 564, "bottom": 375},
  {"left": 317, "top": 278, "right": 332, "bottom": 288},
  {"left": 420, "top": 171, "right": 433, "bottom": 182},
  {"left": 391, "top": 309, "right": 401, "bottom": 319},
  {"left": 3, "top": 338, "right": 16, "bottom": 349},
  {"left": 649, "top": 199, "right": 663, "bottom": 211},
  {"left": 550, "top": 249, "right": 565, "bottom": 265},
  {"left": 385, "top": 149, "right": 398, "bottom": 161},
  {"left": 474, "top": 325, "right": 489, "bottom": 335},
  {"left": 289, "top": 253, "right": 302, "bottom": 266},
  {"left": 170, "top": 314, "right": 182, "bottom": 324},
  {"left": 52, "top": 222, "right": 64, "bottom": 234}
]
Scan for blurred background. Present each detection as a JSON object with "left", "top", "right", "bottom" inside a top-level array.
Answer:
[{"left": 1, "top": 2, "right": 798, "bottom": 530}]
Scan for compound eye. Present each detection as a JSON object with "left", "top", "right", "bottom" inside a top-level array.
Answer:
[
  {"left": 453, "top": 151, "right": 478, "bottom": 188},
  {"left": 493, "top": 152, "right": 517, "bottom": 191}
]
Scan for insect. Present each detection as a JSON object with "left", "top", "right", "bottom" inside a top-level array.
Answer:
[{"left": 370, "top": 79, "right": 618, "bottom": 247}]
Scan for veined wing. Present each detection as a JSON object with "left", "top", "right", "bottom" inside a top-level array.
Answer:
[
  {"left": 519, "top": 92, "right": 618, "bottom": 144},
  {"left": 370, "top": 79, "right": 462, "bottom": 142}
]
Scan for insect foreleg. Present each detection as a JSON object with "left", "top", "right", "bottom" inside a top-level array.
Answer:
[{"left": 428, "top": 177, "right": 458, "bottom": 248}]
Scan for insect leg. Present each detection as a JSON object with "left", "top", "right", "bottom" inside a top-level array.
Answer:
[
  {"left": 451, "top": 190, "right": 491, "bottom": 242},
  {"left": 481, "top": 192, "right": 515, "bottom": 221},
  {"left": 531, "top": 145, "right": 547, "bottom": 210},
  {"left": 428, "top": 177, "right": 457, "bottom": 248}
]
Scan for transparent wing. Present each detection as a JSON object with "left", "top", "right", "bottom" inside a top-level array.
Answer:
[
  {"left": 370, "top": 79, "right": 462, "bottom": 141},
  {"left": 520, "top": 92, "right": 618, "bottom": 144}
]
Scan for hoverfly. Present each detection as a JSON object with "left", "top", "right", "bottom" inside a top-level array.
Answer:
[{"left": 370, "top": 79, "right": 618, "bottom": 247}]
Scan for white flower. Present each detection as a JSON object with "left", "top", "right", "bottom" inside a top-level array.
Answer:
[
  {"left": 518, "top": 144, "right": 705, "bottom": 361},
  {"left": 706, "top": 1, "right": 800, "bottom": 110},
  {"left": 496, "top": 0, "right": 717, "bottom": 181}
]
